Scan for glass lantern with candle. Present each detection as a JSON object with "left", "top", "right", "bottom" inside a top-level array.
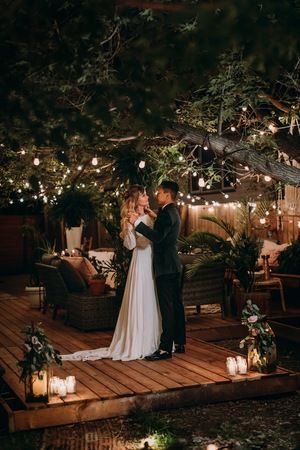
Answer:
[
  {"left": 239, "top": 300, "right": 277, "bottom": 373},
  {"left": 17, "top": 322, "right": 62, "bottom": 402}
]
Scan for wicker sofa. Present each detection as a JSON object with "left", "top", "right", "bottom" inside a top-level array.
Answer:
[
  {"left": 35, "top": 257, "right": 120, "bottom": 331},
  {"left": 179, "top": 254, "right": 226, "bottom": 318}
]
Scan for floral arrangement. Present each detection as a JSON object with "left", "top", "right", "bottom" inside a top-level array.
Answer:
[
  {"left": 239, "top": 300, "right": 276, "bottom": 372},
  {"left": 17, "top": 322, "right": 62, "bottom": 381}
]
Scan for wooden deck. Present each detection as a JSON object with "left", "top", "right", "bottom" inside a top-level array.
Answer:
[{"left": 0, "top": 286, "right": 298, "bottom": 432}]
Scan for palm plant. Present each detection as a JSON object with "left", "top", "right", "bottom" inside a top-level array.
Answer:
[{"left": 179, "top": 214, "right": 263, "bottom": 292}]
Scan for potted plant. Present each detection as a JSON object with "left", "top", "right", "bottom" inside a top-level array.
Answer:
[
  {"left": 239, "top": 300, "right": 277, "bottom": 373},
  {"left": 180, "top": 214, "right": 262, "bottom": 291},
  {"left": 179, "top": 214, "right": 263, "bottom": 315},
  {"left": 88, "top": 256, "right": 107, "bottom": 295},
  {"left": 277, "top": 237, "right": 300, "bottom": 275},
  {"left": 17, "top": 322, "right": 62, "bottom": 402},
  {"left": 49, "top": 188, "right": 99, "bottom": 251},
  {"left": 22, "top": 224, "right": 57, "bottom": 308}
]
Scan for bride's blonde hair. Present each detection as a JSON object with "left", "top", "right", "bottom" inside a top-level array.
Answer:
[{"left": 120, "top": 185, "right": 145, "bottom": 239}]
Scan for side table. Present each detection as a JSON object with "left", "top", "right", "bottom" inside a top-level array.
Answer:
[
  {"left": 253, "top": 277, "right": 286, "bottom": 312},
  {"left": 69, "top": 291, "right": 120, "bottom": 331}
]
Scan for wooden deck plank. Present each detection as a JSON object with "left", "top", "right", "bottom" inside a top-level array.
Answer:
[{"left": 0, "top": 290, "right": 298, "bottom": 433}]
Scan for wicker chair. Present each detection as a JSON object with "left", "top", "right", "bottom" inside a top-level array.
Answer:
[
  {"left": 35, "top": 263, "right": 69, "bottom": 319},
  {"left": 179, "top": 254, "right": 226, "bottom": 318},
  {"left": 35, "top": 262, "right": 120, "bottom": 330}
]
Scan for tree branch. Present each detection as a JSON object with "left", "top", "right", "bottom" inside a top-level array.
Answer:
[{"left": 165, "top": 122, "right": 300, "bottom": 186}]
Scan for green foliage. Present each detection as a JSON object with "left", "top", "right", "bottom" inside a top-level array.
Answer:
[
  {"left": 88, "top": 256, "right": 106, "bottom": 280},
  {"left": 49, "top": 188, "right": 99, "bottom": 228},
  {"left": 239, "top": 300, "right": 276, "bottom": 359},
  {"left": 17, "top": 322, "right": 62, "bottom": 381},
  {"left": 128, "top": 409, "right": 179, "bottom": 449},
  {"left": 180, "top": 214, "right": 262, "bottom": 292},
  {"left": 277, "top": 238, "right": 300, "bottom": 274}
]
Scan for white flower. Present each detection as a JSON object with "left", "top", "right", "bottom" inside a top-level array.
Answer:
[
  {"left": 248, "top": 315, "right": 258, "bottom": 324},
  {"left": 32, "top": 336, "right": 39, "bottom": 344}
]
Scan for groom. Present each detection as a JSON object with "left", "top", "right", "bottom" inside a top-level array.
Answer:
[{"left": 129, "top": 180, "right": 186, "bottom": 360}]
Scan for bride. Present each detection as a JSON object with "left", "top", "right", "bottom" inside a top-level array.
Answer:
[{"left": 62, "top": 185, "right": 162, "bottom": 361}]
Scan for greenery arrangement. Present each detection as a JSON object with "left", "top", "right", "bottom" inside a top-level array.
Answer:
[
  {"left": 89, "top": 256, "right": 106, "bottom": 280},
  {"left": 277, "top": 238, "right": 300, "bottom": 275},
  {"left": 179, "top": 213, "right": 262, "bottom": 292},
  {"left": 239, "top": 300, "right": 277, "bottom": 373},
  {"left": 49, "top": 188, "right": 99, "bottom": 229},
  {"left": 17, "top": 322, "right": 62, "bottom": 381}
]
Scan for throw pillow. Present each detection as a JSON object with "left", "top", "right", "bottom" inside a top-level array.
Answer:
[
  {"left": 62, "top": 256, "right": 97, "bottom": 284},
  {"left": 51, "top": 258, "right": 86, "bottom": 292}
]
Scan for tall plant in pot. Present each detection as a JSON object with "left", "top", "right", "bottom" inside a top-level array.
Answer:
[
  {"left": 49, "top": 188, "right": 99, "bottom": 251},
  {"left": 179, "top": 214, "right": 263, "bottom": 314}
]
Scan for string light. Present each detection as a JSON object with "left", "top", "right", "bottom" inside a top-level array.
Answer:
[
  {"left": 264, "top": 175, "right": 272, "bottom": 182},
  {"left": 91, "top": 156, "right": 98, "bottom": 166},
  {"left": 230, "top": 126, "right": 236, "bottom": 132},
  {"left": 192, "top": 171, "right": 197, "bottom": 177},
  {"left": 77, "top": 165, "right": 82, "bottom": 171},
  {"left": 198, "top": 177, "right": 205, "bottom": 188},
  {"left": 138, "top": 160, "right": 146, "bottom": 169},
  {"left": 242, "top": 106, "right": 247, "bottom": 112},
  {"left": 33, "top": 155, "right": 40, "bottom": 166}
]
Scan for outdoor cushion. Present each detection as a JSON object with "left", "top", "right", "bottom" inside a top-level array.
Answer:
[
  {"left": 62, "top": 256, "right": 97, "bottom": 284},
  {"left": 51, "top": 258, "right": 86, "bottom": 292},
  {"left": 258, "top": 240, "right": 289, "bottom": 267}
]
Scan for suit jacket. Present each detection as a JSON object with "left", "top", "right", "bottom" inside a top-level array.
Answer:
[{"left": 135, "top": 203, "right": 182, "bottom": 277}]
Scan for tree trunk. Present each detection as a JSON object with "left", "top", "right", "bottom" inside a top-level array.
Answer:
[{"left": 165, "top": 123, "right": 300, "bottom": 186}]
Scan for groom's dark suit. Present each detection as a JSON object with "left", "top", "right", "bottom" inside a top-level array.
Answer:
[{"left": 135, "top": 203, "right": 186, "bottom": 354}]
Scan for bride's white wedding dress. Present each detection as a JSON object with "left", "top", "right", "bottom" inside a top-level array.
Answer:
[{"left": 62, "top": 214, "right": 161, "bottom": 361}]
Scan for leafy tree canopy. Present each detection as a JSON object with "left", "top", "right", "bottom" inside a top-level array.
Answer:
[{"left": 1, "top": 0, "right": 300, "bottom": 207}]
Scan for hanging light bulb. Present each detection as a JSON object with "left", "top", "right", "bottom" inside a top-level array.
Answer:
[
  {"left": 33, "top": 155, "right": 40, "bottom": 166},
  {"left": 138, "top": 160, "right": 146, "bottom": 169},
  {"left": 198, "top": 177, "right": 205, "bottom": 188},
  {"left": 91, "top": 156, "right": 98, "bottom": 166}
]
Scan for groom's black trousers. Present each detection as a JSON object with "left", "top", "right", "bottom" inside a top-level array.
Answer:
[{"left": 156, "top": 272, "right": 186, "bottom": 354}]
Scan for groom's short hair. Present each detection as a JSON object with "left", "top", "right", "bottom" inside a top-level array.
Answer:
[{"left": 159, "top": 180, "right": 179, "bottom": 200}]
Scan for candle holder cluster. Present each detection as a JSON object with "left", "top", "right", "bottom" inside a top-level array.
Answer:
[
  {"left": 226, "top": 356, "right": 247, "bottom": 377},
  {"left": 49, "top": 375, "right": 76, "bottom": 398}
]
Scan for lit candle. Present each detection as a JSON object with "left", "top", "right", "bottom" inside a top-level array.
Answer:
[
  {"left": 61, "top": 250, "right": 65, "bottom": 256},
  {"left": 49, "top": 376, "right": 58, "bottom": 395},
  {"left": 31, "top": 371, "right": 48, "bottom": 397},
  {"left": 65, "top": 376, "right": 76, "bottom": 394},
  {"left": 226, "top": 357, "right": 237, "bottom": 376},
  {"left": 57, "top": 379, "right": 67, "bottom": 398},
  {"left": 71, "top": 249, "right": 75, "bottom": 256},
  {"left": 236, "top": 356, "right": 248, "bottom": 374}
]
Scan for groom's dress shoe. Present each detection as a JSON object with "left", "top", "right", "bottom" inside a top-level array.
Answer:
[
  {"left": 145, "top": 350, "right": 172, "bottom": 361},
  {"left": 174, "top": 344, "right": 185, "bottom": 354}
]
